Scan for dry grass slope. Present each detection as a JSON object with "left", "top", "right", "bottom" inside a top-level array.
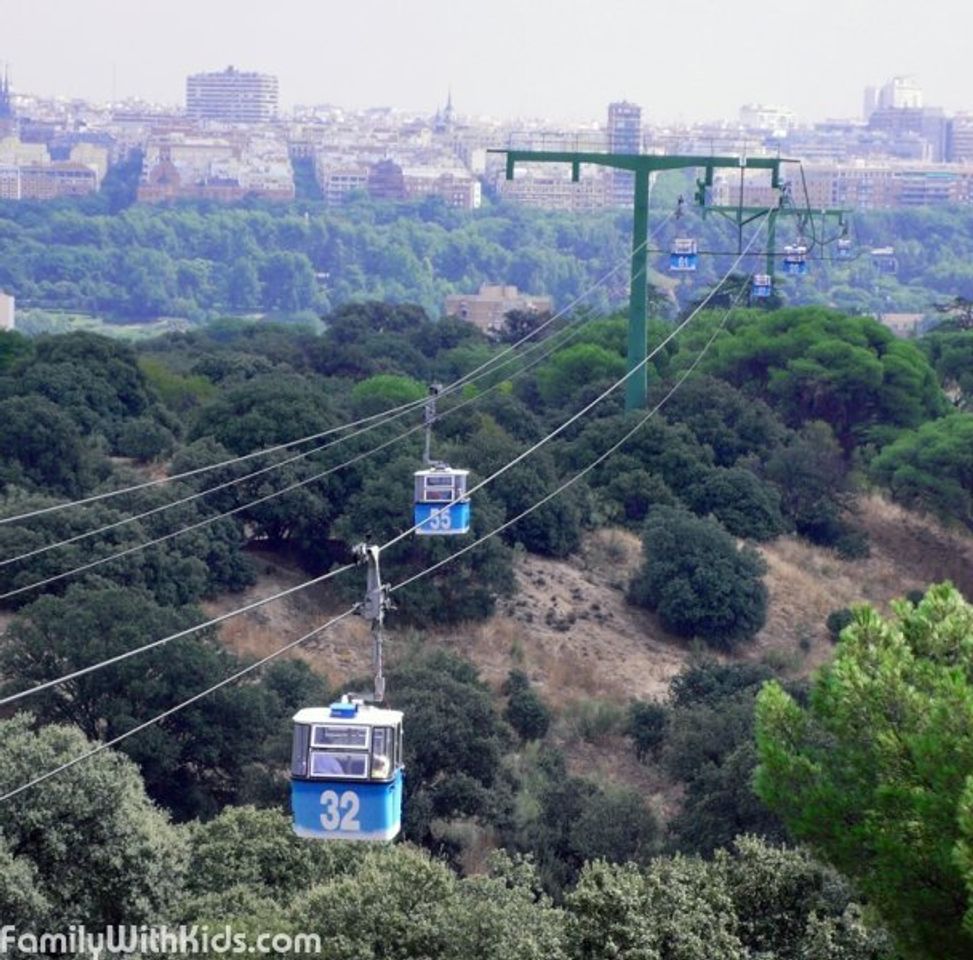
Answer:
[{"left": 204, "top": 494, "right": 973, "bottom": 704}]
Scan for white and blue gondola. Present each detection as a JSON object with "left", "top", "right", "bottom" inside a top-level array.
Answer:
[
  {"left": 837, "top": 237, "right": 853, "bottom": 260},
  {"left": 669, "top": 237, "right": 698, "bottom": 272},
  {"left": 782, "top": 244, "right": 808, "bottom": 276},
  {"left": 752, "top": 274, "right": 773, "bottom": 298},
  {"left": 871, "top": 246, "right": 898, "bottom": 274},
  {"left": 414, "top": 465, "right": 470, "bottom": 535},
  {"left": 291, "top": 699, "right": 404, "bottom": 841}
]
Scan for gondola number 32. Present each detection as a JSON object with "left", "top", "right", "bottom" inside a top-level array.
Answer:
[{"left": 319, "top": 789, "right": 361, "bottom": 831}]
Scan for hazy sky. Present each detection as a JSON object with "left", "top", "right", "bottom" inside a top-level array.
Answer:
[{"left": 6, "top": 0, "right": 973, "bottom": 124}]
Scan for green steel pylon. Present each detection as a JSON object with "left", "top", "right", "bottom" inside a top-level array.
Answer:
[{"left": 495, "top": 149, "right": 793, "bottom": 410}]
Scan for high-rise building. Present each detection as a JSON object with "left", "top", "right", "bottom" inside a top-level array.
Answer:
[
  {"left": 947, "top": 114, "right": 973, "bottom": 163},
  {"left": 186, "top": 66, "right": 279, "bottom": 123},
  {"left": 607, "top": 101, "right": 641, "bottom": 207},
  {"left": 0, "top": 67, "right": 15, "bottom": 136},
  {"left": 863, "top": 86, "right": 877, "bottom": 120},
  {"left": 877, "top": 76, "right": 923, "bottom": 110}
]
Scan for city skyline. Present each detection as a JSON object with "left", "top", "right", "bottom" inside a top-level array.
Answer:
[{"left": 5, "top": 0, "right": 973, "bottom": 124}]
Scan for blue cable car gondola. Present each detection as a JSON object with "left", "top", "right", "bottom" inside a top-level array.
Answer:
[
  {"left": 414, "top": 466, "right": 470, "bottom": 535},
  {"left": 837, "top": 237, "right": 853, "bottom": 260},
  {"left": 782, "top": 244, "right": 808, "bottom": 276},
  {"left": 291, "top": 699, "right": 404, "bottom": 841},
  {"left": 871, "top": 246, "right": 898, "bottom": 274},
  {"left": 669, "top": 237, "right": 698, "bottom": 272},
  {"left": 752, "top": 274, "right": 773, "bottom": 298}
]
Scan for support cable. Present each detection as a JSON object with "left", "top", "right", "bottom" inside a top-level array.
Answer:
[
  {"left": 0, "top": 224, "right": 760, "bottom": 805},
  {"left": 0, "top": 217, "right": 671, "bottom": 530},
  {"left": 0, "top": 221, "right": 676, "bottom": 595}
]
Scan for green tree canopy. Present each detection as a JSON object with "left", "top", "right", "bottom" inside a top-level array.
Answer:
[
  {"left": 871, "top": 413, "right": 973, "bottom": 525},
  {"left": 755, "top": 583, "right": 973, "bottom": 959},
  {"left": 0, "top": 714, "right": 186, "bottom": 927},
  {"left": 705, "top": 308, "right": 946, "bottom": 449},
  {"left": 628, "top": 507, "right": 768, "bottom": 649}
]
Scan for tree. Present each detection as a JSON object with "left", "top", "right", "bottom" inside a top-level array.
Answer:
[
  {"left": 688, "top": 466, "right": 786, "bottom": 541},
  {"left": 499, "top": 309, "right": 553, "bottom": 345},
  {"left": 0, "top": 587, "right": 281, "bottom": 820},
  {"left": 933, "top": 295, "right": 973, "bottom": 331},
  {"left": 764, "top": 420, "right": 852, "bottom": 545},
  {"left": 566, "top": 856, "right": 745, "bottom": 960},
  {"left": 385, "top": 650, "right": 514, "bottom": 841},
  {"left": 626, "top": 699, "right": 668, "bottom": 761},
  {"left": 565, "top": 838, "right": 888, "bottom": 960},
  {"left": 755, "top": 583, "right": 973, "bottom": 959},
  {"left": 655, "top": 375, "right": 787, "bottom": 468},
  {"left": 350, "top": 373, "right": 426, "bottom": 417},
  {"left": 704, "top": 308, "right": 946, "bottom": 450},
  {"left": 662, "top": 663, "right": 787, "bottom": 855},
  {"left": 227, "top": 257, "right": 262, "bottom": 310},
  {"left": 0, "top": 395, "right": 96, "bottom": 496},
  {"left": 871, "top": 413, "right": 973, "bottom": 526},
  {"left": 503, "top": 669, "right": 552, "bottom": 741},
  {"left": 182, "top": 805, "right": 357, "bottom": 902},
  {"left": 628, "top": 507, "right": 768, "bottom": 649},
  {"left": 535, "top": 343, "right": 625, "bottom": 408},
  {"left": 0, "top": 714, "right": 186, "bottom": 927}
]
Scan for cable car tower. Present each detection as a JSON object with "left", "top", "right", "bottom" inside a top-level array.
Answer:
[{"left": 492, "top": 147, "right": 792, "bottom": 410}]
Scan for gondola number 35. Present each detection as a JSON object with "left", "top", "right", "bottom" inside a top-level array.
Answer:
[{"left": 320, "top": 789, "right": 360, "bottom": 830}]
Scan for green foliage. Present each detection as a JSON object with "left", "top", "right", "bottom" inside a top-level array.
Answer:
[
  {"left": 718, "top": 836, "right": 892, "bottom": 960},
  {"left": 536, "top": 342, "right": 625, "bottom": 408},
  {"left": 385, "top": 650, "right": 513, "bottom": 841},
  {"left": 189, "top": 373, "right": 334, "bottom": 453},
  {"left": 825, "top": 607, "right": 854, "bottom": 642},
  {"left": 138, "top": 355, "right": 215, "bottom": 414},
  {"left": 182, "top": 805, "right": 358, "bottom": 902},
  {"left": 0, "top": 395, "right": 99, "bottom": 496},
  {"left": 0, "top": 714, "right": 187, "bottom": 927},
  {"left": 656, "top": 374, "right": 788, "bottom": 467},
  {"left": 507, "top": 750, "right": 659, "bottom": 894},
  {"left": 669, "top": 660, "right": 775, "bottom": 708},
  {"left": 870, "top": 413, "right": 973, "bottom": 525},
  {"left": 764, "top": 420, "right": 853, "bottom": 545},
  {"left": 0, "top": 587, "right": 287, "bottom": 820},
  {"left": 705, "top": 308, "right": 947, "bottom": 449},
  {"left": 566, "top": 856, "right": 745, "bottom": 960},
  {"left": 628, "top": 507, "right": 768, "bottom": 649},
  {"left": 754, "top": 583, "right": 973, "bottom": 959},
  {"left": 688, "top": 466, "right": 786, "bottom": 541},
  {"left": 662, "top": 663, "right": 787, "bottom": 856},
  {"left": 0, "top": 329, "right": 33, "bottom": 373},
  {"left": 565, "top": 836, "right": 889, "bottom": 960},
  {"left": 4, "top": 332, "right": 158, "bottom": 446},
  {"left": 350, "top": 373, "right": 426, "bottom": 416},
  {"left": 114, "top": 415, "right": 176, "bottom": 461},
  {"left": 922, "top": 329, "right": 973, "bottom": 409},
  {"left": 503, "top": 670, "right": 552, "bottom": 741},
  {"left": 0, "top": 487, "right": 254, "bottom": 608},
  {"left": 571, "top": 698, "right": 627, "bottom": 743},
  {"left": 626, "top": 699, "right": 668, "bottom": 761}
]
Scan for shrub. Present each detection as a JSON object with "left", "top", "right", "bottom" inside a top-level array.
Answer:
[
  {"left": 626, "top": 700, "right": 668, "bottom": 761},
  {"left": 571, "top": 699, "right": 626, "bottom": 743},
  {"left": 628, "top": 506, "right": 768, "bottom": 650},
  {"left": 826, "top": 608, "right": 854, "bottom": 643},
  {"left": 503, "top": 670, "right": 552, "bottom": 741}
]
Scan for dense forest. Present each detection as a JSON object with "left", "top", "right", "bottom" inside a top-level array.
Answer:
[
  {"left": 4, "top": 169, "right": 973, "bottom": 328},
  {"left": 1, "top": 290, "right": 973, "bottom": 957}
]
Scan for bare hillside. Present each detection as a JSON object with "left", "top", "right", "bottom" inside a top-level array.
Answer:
[{"left": 206, "top": 494, "right": 973, "bottom": 709}]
